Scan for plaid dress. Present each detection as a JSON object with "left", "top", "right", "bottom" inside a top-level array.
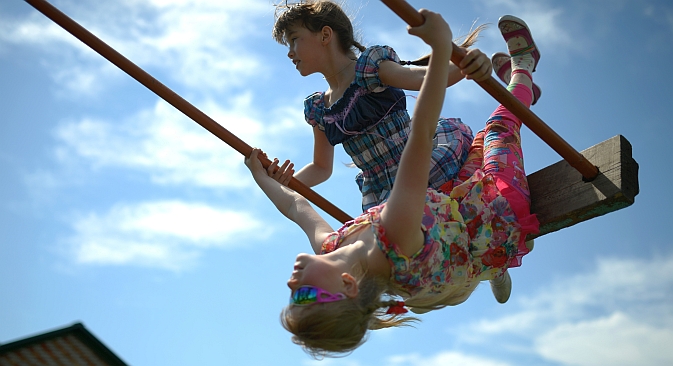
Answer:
[{"left": 305, "top": 45, "right": 474, "bottom": 211}]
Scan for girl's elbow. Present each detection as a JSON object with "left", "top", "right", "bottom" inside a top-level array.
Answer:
[
  {"left": 323, "top": 166, "right": 333, "bottom": 180},
  {"left": 314, "top": 163, "right": 333, "bottom": 184},
  {"left": 284, "top": 195, "right": 303, "bottom": 220}
]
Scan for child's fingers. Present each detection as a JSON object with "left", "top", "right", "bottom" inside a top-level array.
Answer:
[
  {"left": 408, "top": 8, "right": 431, "bottom": 35},
  {"left": 274, "top": 160, "right": 291, "bottom": 178},
  {"left": 459, "top": 49, "right": 481, "bottom": 70},
  {"left": 267, "top": 158, "right": 279, "bottom": 176},
  {"left": 268, "top": 159, "right": 294, "bottom": 186},
  {"left": 460, "top": 50, "right": 492, "bottom": 81},
  {"left": 245, "top": 148, "right": 258, "bottom": 164},
  {"left": 407, "top": 10, "right": 440, "bottom": 36},
  {"left": 279, "top": 164, "right": 295, "bottom": 186},
  {"left": 407, "top": 9, "right": 451, "bottom": 44},
  {"left": 462, "top": 60, "right": 491, "bottom": 80},
  {"left": 245, "top": 148, "right": 264, "bottom": 171},
  {"left": 470, "top": 60, "right": 492, "bottom": 81}
]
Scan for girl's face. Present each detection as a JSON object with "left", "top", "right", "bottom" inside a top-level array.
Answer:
[
  {"left": 288, "top": 253, "right": 345, "bottom": 294},
  {"left": 285, "top": 24, "right": 324, "bottom": 76}
]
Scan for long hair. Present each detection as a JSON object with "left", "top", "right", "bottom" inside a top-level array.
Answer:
[
  {"left": 404, "top": 281, "right": 480, "bottom": 314},
  {"left": 273, "top": 0, "right": 366, "bottom": 56},
  {"left": 273, "top": 1, "right": 487, "bottom": 68},
  {"left": 402, "top": 22, "right": 489, "bottom": 66},
  {"left": 280, "top": 272, "right": 418, "bottom": 358}
]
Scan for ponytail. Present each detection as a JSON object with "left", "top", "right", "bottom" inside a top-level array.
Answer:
[{"left": 400, "top": 22, "right": 489, "bottom": 66}]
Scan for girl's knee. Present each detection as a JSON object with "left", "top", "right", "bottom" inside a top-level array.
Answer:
[{"left": 484, "top": 123, "right": 521, "bottom": 149}]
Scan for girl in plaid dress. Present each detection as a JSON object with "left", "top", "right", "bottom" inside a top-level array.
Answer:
[
  {"left": 246, "top": 11, "right": 540, "bottom": 357},
  {"left": 270, "top": 0, "right": 491, "bottom": 211}
]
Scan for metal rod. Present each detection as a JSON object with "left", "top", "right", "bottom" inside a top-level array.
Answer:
[
  {"left": 380, "top": 0, "right": 599, "bottom": 180},
  {"left": 24, "top": 0, "right": 354, "bottom": 223}
]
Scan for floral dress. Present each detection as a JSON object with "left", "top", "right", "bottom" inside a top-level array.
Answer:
[
  {"left": 305, "top": 45, "right": 474, "bottom": 211},
  {"left": 320, "top": 170, "right": 538, "bottom": 299}
]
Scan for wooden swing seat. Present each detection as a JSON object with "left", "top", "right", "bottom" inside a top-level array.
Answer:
[{"left": 527, "top": 135, "right": 639, "bottom": 239}]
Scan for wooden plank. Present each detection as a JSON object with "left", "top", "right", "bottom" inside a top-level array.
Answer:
[{"left": 527, "top": 135, "right": 639, "bottom": 239}]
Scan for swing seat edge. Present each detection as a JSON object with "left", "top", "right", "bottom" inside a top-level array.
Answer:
[{"left": 526, "top": 134, "right": 639, "bottom": 240}]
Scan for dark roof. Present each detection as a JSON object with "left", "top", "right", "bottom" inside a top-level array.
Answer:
[{"left": 0, "top": 322, "right": 127, "bottom": 366}]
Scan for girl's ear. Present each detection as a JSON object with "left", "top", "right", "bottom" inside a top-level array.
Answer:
[
  {"left": 341, "top": 273, "right": 359, "bottom": 298},
  {"left": 320, "top": 25, "right": 333, "bottom": 45}
]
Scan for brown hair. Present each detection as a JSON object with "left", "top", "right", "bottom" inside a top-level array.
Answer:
[
  {"left": 273, "top": 0, "right": 366, "bottom": 56},
  {"left": 273, "top": 1, "right": 487, "bottom": 66},
  {"left": 280, "top": 274, "right": 418, "bottom": 358}
]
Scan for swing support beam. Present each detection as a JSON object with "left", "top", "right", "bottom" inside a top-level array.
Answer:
[
  {"left": 380, "top": 0, "right": 599, "bottom": 181},
  {"left": 24, "top": 0, "right": 353, "bottom": 224}
]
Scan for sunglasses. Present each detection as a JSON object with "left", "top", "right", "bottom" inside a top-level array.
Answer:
[{"left": 290, "top": 285, "right": 347, "bottom": 306}]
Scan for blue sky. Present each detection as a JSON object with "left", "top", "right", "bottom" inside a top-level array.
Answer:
[{"left": 1, "top": 0, "right": 672, "bottom": 365}]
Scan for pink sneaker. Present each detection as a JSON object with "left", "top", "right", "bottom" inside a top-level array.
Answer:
[
  {"left": 498, "top": 15, "right": 541, "bottom": 72},
  {"left": 491, "top": 52, "right": 542, "bottom": 105}
]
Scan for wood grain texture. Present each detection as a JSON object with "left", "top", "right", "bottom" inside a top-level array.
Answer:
[{"left": 527, "top": 135, "right": 639, "bottom": 239}]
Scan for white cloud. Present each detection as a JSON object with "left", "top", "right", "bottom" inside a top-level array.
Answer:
[
  {"left": 302, "top": 359, "right": 363, "bottom": 366},
  {"left": 461, "top": 254, "right": 673, "bottom": 365},
  {"left": 51, "top": 64, "right": 107, "bottom": 96},
  {"left": 470, "top": 0, "right": 571, "bottom": 49},
  {"left": 51, "top": 88, "right": 310, "bottom": 189},
  {"left": 73, "top": 237, "right": 199, "bottom": 272},
  {"left": 5, "top": 0, "right": 271, "bottom": 95},
  {"left": 465, "top": 255, "right": 673, "bottom": 336},
  {"left": 127, "top": 0, "right": 269, "bottom": 91},
  {"left": 117, "top": 200, "right": 260, "bottom": 244},
  {"left": 54, "top": 97, "right": 260, "bottom": 188},
  {"left": 374, "top": 255, "right": 673, "bottom": 366},
  {"left": 536, "top": 312, "right": 673, "bottom": 366},
  {"left": 388, "top": 351, "right": 511, "bottom": 366},
  {"left": 0, "top": 14, "right": 87, "bottom": 50},
  {"left": 68, "top": 200, "right": 265, "bottom": 270},
  {"left": 128, "top": 0, "right": 260, "bottom": 11}
]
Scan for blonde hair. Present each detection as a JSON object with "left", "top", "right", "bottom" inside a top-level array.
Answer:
[
  {"left": 280, "top": 274, "right": 481, "bottom": 357},
  {"left": 280, "top": 273, "right": 417, "bottom": 358},
  {"left": 404, "top": 281, "right": 480, "bottom": 313},
  {"left": 402, "top": 22, "right": 489, "bottom": 66}
]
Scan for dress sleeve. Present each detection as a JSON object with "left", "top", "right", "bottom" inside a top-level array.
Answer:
[
  {"left": 303, "top": 91, "right": 325, "bottom": 131},
  {"left": 354, "top": 45, "right": 401, "bottom": 93},
  {"left": 320, "top": 231, "right": 340, "bottom": 254}
]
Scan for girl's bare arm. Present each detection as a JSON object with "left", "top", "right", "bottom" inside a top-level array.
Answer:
[
  {"left": 245, "top": 149, "right": 334, "bottom": 254},
  {"left": 380, "top": 10, "right": 454, "bottom": 256},
  {"left": 378, "top": 60, "right": 462, "bottom": 91},
  {"left": 293, "top": 127, "right": 334, "bottom": 187},
  {"left": 378, "top": 48, "right": 492, "bottom": 90}
]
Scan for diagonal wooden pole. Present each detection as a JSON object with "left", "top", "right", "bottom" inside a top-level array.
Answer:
[
  {"left": 24, "top": 0, "right": 353, "bottom": 224},
  {"left": 381, "top": 0, "right": 600, "bottom": 181}
]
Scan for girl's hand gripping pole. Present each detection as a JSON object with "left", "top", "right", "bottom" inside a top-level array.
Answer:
[{"left": 380, "top": 0, "right": 599, "bottom": 181}]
